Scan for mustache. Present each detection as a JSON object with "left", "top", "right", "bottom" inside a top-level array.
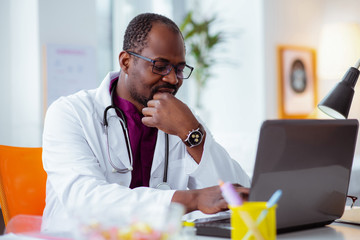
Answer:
[{"left": 151, "top": 83, "right": 178, "bottom": 96}]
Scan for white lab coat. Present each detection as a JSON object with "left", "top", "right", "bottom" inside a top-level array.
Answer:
[{"left": 42, "top": 71, "right": 250, "bottom": 232}]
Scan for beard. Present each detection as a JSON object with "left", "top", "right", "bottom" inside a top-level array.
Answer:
[{"left": 129, "top": 82, "right": 178, "bottom": 107}]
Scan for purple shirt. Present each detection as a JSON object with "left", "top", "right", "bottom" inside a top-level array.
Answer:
[{"left": 110, "top": 78, "right": 158, "bottom": 188}]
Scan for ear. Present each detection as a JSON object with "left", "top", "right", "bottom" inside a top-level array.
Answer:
[{"left": 119, "top": 51, "right": 130, "bottom": 74}]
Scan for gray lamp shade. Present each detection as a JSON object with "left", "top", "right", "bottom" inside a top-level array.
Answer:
[{"left": 318, "top": 67, "right": 360, "bottom": 119}]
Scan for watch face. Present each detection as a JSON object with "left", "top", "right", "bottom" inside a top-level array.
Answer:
[{"left": 188, "top": 130, "right": 203, "bottom": 146}]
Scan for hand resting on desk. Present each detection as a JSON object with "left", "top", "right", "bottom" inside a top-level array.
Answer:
[{"left": 172, "top": 185, "right": 249, "bottom": 214}]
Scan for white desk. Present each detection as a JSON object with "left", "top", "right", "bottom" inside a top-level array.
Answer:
[
  {"left": 196, "top": 222, "right": 360, "bottom": 240},
  {"left": 0, "top": 222, "right": 359, "bottom": 240}
]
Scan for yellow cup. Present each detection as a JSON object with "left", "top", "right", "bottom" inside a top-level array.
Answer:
[{"left": 230, "top": 202, "right": 277, "bottom": 240}]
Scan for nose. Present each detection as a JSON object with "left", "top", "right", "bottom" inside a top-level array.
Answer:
[{"left": 162, "top": 67, "right": 179, "bottom": 85}]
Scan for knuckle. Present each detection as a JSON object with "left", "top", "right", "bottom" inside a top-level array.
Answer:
[
  {"left": 155, "top": 100, "right": 161, "bottom": 107},
  {"left": 162, "top": 93, "right": 170, "bottom": 99}
]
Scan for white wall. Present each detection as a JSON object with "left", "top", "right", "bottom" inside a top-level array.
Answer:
[
  {"left": 263, "top": 0, "right": 360, "bottom": 121},
  {"left": 183, "top": 0, "right": 265, "bottom": 176},
  {"left": 319, "top": 0, "right": 360, "bottom": 120},
  {"left": 0, "top": 0, "right": 98, "bottom": 147},
  {"left": 38, "top": 0, "right": 98, "bottom": 108},
  {"left": 0, "top": 0, "right": 11, "bottom": 144},
  {"left": 0, "top": 0, "right": 41, "bottom": 147},
  {"left": 38, "top": 0, "right": 97, "bottom": 46},
  {"left": 263, "top": 0, "right": 326, "bottom": 119}
]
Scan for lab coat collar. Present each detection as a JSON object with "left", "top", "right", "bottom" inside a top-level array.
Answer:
[{"left": 94, "top": 71, "right": 120, "bottom": 124}]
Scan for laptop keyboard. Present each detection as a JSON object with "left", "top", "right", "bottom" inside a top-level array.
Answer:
[
  {"left": 194, "top": 215, "right": 232, "bottom": 238},
  {"left": 195, "top": 217, "right": 231, "bottom": 229}
]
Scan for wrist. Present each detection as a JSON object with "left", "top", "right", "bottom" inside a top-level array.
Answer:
[
  {"left": 172, "top": 190, "right": 199, "bottom": 213},
  {"left": 182, "top": 124, "right": 205, "bottom": 148}
]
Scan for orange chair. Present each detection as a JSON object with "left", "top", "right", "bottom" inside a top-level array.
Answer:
[{"left": 0, "top": 145, "right": 46, "bottom": 227}]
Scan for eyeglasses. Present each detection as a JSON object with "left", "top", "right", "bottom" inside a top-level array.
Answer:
[
  {"left": 347, "top": 195, "right": 358, "bottom": 208},
  {"left": 126, "top": 51, "right": 194, "bottom": 79}
]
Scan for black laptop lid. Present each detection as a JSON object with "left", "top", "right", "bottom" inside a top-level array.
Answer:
[{"left": 249, "top": 119, "right": 359, "bottom": 231}]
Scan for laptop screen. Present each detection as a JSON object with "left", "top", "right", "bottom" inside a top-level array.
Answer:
[{"left": 249, "top": 119, "right": 359, "bottom": 231}]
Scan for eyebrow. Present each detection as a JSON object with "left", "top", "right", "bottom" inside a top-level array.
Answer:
[
  {"left": 154, "top": 57, "right": 186, "bottom": 65},
  {"left": 154, "top": 57, "right": 169, "bottom": 62}
]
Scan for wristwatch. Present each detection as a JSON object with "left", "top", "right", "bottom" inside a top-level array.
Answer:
[{"left": 184, "top": 124, "right": 204, "bottom": 148}]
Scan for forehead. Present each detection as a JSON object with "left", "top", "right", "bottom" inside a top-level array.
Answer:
[{"left": 142, "top": 22, "right": 185, "bottom": 62}]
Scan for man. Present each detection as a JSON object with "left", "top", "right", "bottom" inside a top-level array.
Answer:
[{"left": 42, "top": 13, "right": 250, "bottom": 231}]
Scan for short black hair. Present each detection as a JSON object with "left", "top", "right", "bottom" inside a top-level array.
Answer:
[{"left": 123, "top": 13, "right": 183, "bottom": 53}]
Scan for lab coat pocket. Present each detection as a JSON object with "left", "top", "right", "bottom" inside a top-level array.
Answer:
[
  {"left": 105, "top": 170, "right": 131, "bottom": 186},
  {"left": 150, "top": 158, "right": 189, "bottom": 190}
]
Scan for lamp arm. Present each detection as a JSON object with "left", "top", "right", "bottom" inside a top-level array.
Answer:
[
  {"left": 341, "top": 60, "right": 360, "bottom": 88},
  {"left": 355, "top": 59, "right": 360, "bottom": 69}
]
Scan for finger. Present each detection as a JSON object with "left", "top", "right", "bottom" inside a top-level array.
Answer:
[
  {"left": 141, "top": 116, "right": 156, "bottom": 127},
  {"left": 240, "top": 192, "right": 249, "bottom": 201},
  {"left": 153, "top": 92, "right": 173, "bottom": 100},
  {"left": 234, "top": 186, "right": 250, "bottom": 194},
  {"left": 146, "top": 99, "right": 159, "bottom": 107},
  {"left": 142, "top": 107, "right": 156, "bottom": 117},
  {"left": 200, "top": 199, "right": 228, "bottom": 214},
  {"left": 239, "top": 191, "right": 249, "bottom": 201},
  {"left": 233, "top": 183, "right": 244, "bottom": 187},
  {"left": 218, "top": 198, "right": 229, "bottom": 211},
  {"left": 233, "top": 187, "right": 250, "bottom": 201}
]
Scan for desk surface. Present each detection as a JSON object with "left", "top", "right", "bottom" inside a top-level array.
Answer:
[
  {"left": 0, "top": 222, "right": 359, "bottom": 240},
  {"left": 196, "top": 222, "right": 360, "bottom": 240}
]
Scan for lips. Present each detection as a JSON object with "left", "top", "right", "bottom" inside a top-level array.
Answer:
[
  {"left": 157, "top": 88, "right": 176, "bottom": 94},
  {"left": 154, "top": 84, "right": 177, "bottom": 94}
]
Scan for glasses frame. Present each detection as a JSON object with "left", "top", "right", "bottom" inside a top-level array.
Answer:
[{"left": 126, "top": 51, "right": 194, "bottom": 79}]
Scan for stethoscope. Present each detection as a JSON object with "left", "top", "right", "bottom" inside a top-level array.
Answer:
[{"left": 103, "top": 79, "right": 171, "bottom": 190}]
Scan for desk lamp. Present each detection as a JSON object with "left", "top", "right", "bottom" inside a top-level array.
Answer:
[{"left": 318, "top": 59, "right": 360, "bottom": 119}]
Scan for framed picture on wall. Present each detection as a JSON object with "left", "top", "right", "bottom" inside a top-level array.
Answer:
[{"left": 277, "top": 45, "right": 317, "bottom": 119}]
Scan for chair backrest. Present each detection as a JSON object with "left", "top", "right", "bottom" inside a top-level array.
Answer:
[{"left": 0, "top": 145, "right": 46, "bottom": 226}]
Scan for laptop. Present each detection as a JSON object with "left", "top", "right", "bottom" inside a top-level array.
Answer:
[{"left": 195, "top": 119, "right": 359, "bottom": 238}]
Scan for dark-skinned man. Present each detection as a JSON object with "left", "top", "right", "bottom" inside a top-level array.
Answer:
[{"left": 42, "top": 13, "right": 250, "bottom": 232}]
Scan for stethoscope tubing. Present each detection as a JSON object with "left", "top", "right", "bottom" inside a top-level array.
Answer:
[
  {"left": 103, "top": 78, "right": 170, "bottom": 188},
  {"left": 104, "top": 113, "right": 134, "bottom": 173},
  {"left": 164, "top": 133, "right": 169, "bottom": 182}
]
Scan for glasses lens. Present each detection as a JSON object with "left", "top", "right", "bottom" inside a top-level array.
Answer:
[
  {"left": 152, "top": 62, "right": 193, "bottom": 79},
  {"left": 153, "top": 62, "right": 171, "bottom": 76},
  {"left": 177, "top": 65, "right": 193, "bottom": 79}
]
